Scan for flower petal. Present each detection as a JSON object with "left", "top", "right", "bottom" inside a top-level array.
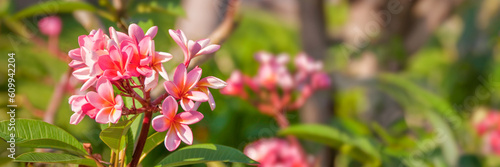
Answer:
[
  {"left": 186, "top": 91, "right": 209, "bottom": 102},
  {"left": 128, "top": 24, "right": 145, "bottom": 43},
  {"left": 198, "top": 76, "right": 227, "bottom": 89},
  {"left": 70, "top": 112, "right": 85, "bottom": 125},
  {"left": 109, "top": 108, "right": 122, "bottom": 123},
  {"left": 145, "top": 26, "right": 158, "bottom": 39},
  {"left": 144, "top": 70, "right": 158, "bottom": 91},
  {"left": 164, "top": 128, "right": 181, "bottom": 151},
  {"left": 173, "top": 63, "right": 187, "bottom": 89},
  {"left": 176, "top": 111, "right": 203, "bottom": 125},
  {"left": 95, "top": 107, "right": 112, "bottom": 124},
  {"left": 180, "top": 98, "right": 195, "bottom": 111},
  {"left": 162, "top": 96, "right": 178, "bottom": 119},
  {"left": 86, "top": 92, "right": 107, "bottom": 109},
  {"left": 96, "top": 77, "right": 115, "bottom": 104},
  {"left": 185, "top": 67, "right": 202, "bottom": 91},
  {"left": 152, "top": 115, "right": 171, "bottom": 132},
  {"left": 176, "top": 124, "right": 193, "bottom": 145},
  {"left": 80, "top": 76, "right": 97, "bottom": 91},
  {"left": 196, "top": 44, "right": 220, "bottom": 56},
  {"left": 164, "top": 81, "right": 181, "bottom": 99}
]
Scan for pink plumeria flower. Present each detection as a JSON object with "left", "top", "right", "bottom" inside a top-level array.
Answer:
[
  {"left": 68, "top": 95, "right": 98, "bottom": 125},
  {"left": 169, "top": 29, "right": 220, "bottom": 66},
  {"left": 220, "top": 70, "right": 244, "bottom": 96},
  {"left": 86, "top": 77, "right": 123, "bottom": 124},
  {"left": 152, "top": 96, "right": 204, "bottom": 151},
  {"left": 38, "top": 16, "right": 62, "bottom": 36},
  {"left": 254, "top": 52, "right": 293, "bottom": 90},
  {"left": 164, "top": 63, "right": 209, "bottom": 111},
  {"left": 194, "top": 76, "right": 227, "bottom": 111},
  {"left": 310, "top": 72, "right": 331, "bottom": 90},
  {"left": 140, "top": 40, "right": 173, "bottom": 91},
  {"left": 244, "top": 138, "right": 309, "bottom": 167},
  {"left": 476, "top": 111, "right": 500, "bottom": 135},
  {"left": 98, "top": 43, "right": 134, "bottom": 81},
  {"left": 294, "top": 53, "right": 323, "bottom": 73}
]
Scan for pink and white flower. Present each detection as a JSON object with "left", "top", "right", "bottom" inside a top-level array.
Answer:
[
  {"left": 152, "top": 96, "right": 204, "bottom": 151},
  {"left": 38, "top": 16, "right": 62, "bottom": 36},
  {"left": 169, "top": 29, "right": 220, "bottom": 66},
  {"left": 194, "top": 76, "right": 227, "bottom": 110},
  {"left": 244, "top": 138, "right": 308, "bottom": 167},
  {"left": 86, "top": 77, "right": 123, "bottom": 124},
  {"left": 164, "top": 63, "right": 209, "bottom": 111},
  {"left": 68, "top": 95, "right": 98, "bottom": 125}
]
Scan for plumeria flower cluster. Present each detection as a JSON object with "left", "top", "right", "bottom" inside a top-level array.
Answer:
[
  {"left": 244, "top": 138, "right": 309, "bottom": 167},
  {"left": 220, "top": 52, "right": 331, "bottom": 115},
  {"left": 475, "top": 110, "right": 500, "bottom": 155},
  {"left": 67, "top": 24, "right": 226, "bottom": 151}
]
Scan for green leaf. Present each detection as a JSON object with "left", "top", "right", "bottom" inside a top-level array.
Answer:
[
  {"left": 0, "top": 119, "right": 86, "bottom": 155},
  {"left": 12, "top": 1, "right": 96, "bottom": 20},
  {"left": 279, "top": 124, "right": 380, "bottom": 165},
  {"left": 14, "top": 152, "right": 97, "bottom": 166},
  {"left": 156, "top": 144, "right": 259, "bottom": 167},
  {"left": 99, "top": 116, "right": 138, "bottom": 150},
  {"left": 140, "top": 131, "right": 167, "bottom": 162},
  {"left": 17, "top": 139, "right": 85, "bottom": 155}
]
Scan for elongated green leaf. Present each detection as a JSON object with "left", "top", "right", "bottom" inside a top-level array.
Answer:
[
  {"left": 14, "top": 152, "right": 97, "bottom": 166},
  {"left": 279, "top": 124, "right": 380, "bottom": 165},
  {"left": 13, "top": 1, "right": 96, "bottom": 19},
  {"left": 156, "top": 144, "right": 258, "bottom": 167},
  {"left": 0, "top": 119, "right": 86, "bottom": 154},
  {"left": 17, "top": 139, "right": 85, "bottom": 155},
  {"left": 99, "top": 116, "right": 137, "bottom": 150},
  {"left": 140, "top": 131, "right": 167, "bottom": 162}
]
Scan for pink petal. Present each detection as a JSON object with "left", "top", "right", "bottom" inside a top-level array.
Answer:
[
  {"left": 70, "top": 112, "right": 85, "bottom": 125},
  {"left": 186, "top": 91, "right": 209, "bottom": 102},
  {"left": 128, "top": 24, "right": 145, "bottom": 43},
  {"left": 96, "top": 77, "right": 115, "bottom": 103},
  {"left": 114, "top": 95, "right": 123, "bottom": 108},
  {"left": 80, "top": 76, "right": 97, "bottom": 91},
  {"left": 176, "top": 111, "right": 203, "bottom": 125},
  {"left": 180, "top": 98, "right": 195, "bottom": 111},
  {"left": 86, "top": 92, "right": 107, "bottom": 109},
  {"left": 144, "top": 70, "right": 158, "bottom": 91},
  {"left": 145, "top": 26, "right": 158, "bottom": 39},
  {"left": 152, "top": 115, "right": 171, "bottom": 132},
  {"left": 187, "top": 40, "right": 202, "bottom": 60},
  {"left": 176, "top": 124, "right": 193, "bottom": 145},
  {"left": 138, "top": 37, "right": 151, "bottom": 56},
  {"left": 196, "top": 44, "right": 220, "bottom": 56},
  {"left": 68, "top": 48, "right": 82, "bottom": 61},
  {"left": 173, "top": 63, "right": 187, "bottom": 89},
  {"left": 69, "top": 95, "right": 87, "bottom": 112},
  {"left": 156, "top": 64, "right": 169, "bottom": 81},
  {"left": 164, "top": 128, "right": 181, "bottom": 151},
  {"left": 184, "top": 67, "right": 202, "bottom": 91},
  {"left": 196, "top": 39, "right": 210, "bottom": 48},
  {"left": 207, "top": 90, "right": 216, "bottom": 111},
  {"left": 72, "top": 67, "right": 91, "bottom": 80},
  {"left": 95, "top": 107, "right": 112, "bottom": 124},
  {"left": 155, "top": 51, "right": 173, "bottom": 63},
  {"left": 162, "top": 96, "right": 178, "bottom": 119},
  {"left": 168, "top": 29, "right": 188, "bottom": 57},
  {"left": 109, "top": 108, "right": 122, "bottom": 123},
  {"left": 98, "top": 54, "right": 116, "bottom": 71},
  {"left": 198, "top": 76, "right": 227, "bottom": 89},
  {"left": 164, "top": 81, "right": 181, "bottom": 99}
]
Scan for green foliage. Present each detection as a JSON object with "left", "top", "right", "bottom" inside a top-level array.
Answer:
[
  {"left": 14, "top": 152, "right": 97, "bottom": 166},
  {"left": 99, "top": 116, "right": 138, "bottom": 150},
  {"left": 140, "top": 131, "right": 167, "bottom": 162},
  {"left": 0, "top": 119, "right": 87, "bottom": 155},
  {"left": 155, "top": 144, "right": 258, "bottom": 167},
  {"left": 279, "top": 124, "right": 381, "bottom": 166},
  {"left": 12, "top": 1, "right": 96, "bottom": 20}
]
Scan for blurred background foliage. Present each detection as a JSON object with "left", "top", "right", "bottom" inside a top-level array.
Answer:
[{"left": 0, "top": 0, "right": 499, "bottom": 166}]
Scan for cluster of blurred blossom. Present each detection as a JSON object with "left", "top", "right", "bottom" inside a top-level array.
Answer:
[
  {"left": 66, "top": 23, "right": 226, "bottom": 151},
  {"left": 221, "top": 52, "right": 331, "bottom": 115},
  {"left": 475, "top": 110, "right": 500, "bottom": 155},
  {"left": 244, "top": 138, "right": 309, "bottom": 167}
]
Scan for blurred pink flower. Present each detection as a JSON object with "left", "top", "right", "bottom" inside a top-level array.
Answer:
[
  {"left": 168, "top": 29, "right": 220, "bottom": 66},
  {"left": 254, "top": 52, "right": 294, "bottom": 90},
  {"left": 164, "top": 63, "right": 209, "bottom": 111},
  {"left": 86, "top": 77, "right": 123, "bottom": 124},
  {"left": 487, "top": 131, "right": 500, "bottom": 155},
  {"left": 195, "top": 76, "right": 227, "bottom": 110},
  {"left": 476, "top": 111, "right": 500, "bottom": 135},
  {"left": 68, "top": 95, "right": 98, "bottom": 125},
  {"left": 38, "top": 16, "right": 62, "bottom": 36},
  {"left": 244, "top": 138, "right": 308, "bottom": 167},
  {"left": 310, "top": 72, "right": 331, "bottom": 90},
  {"left": 220, "top": 70, "right": 246, "bottom": 96},
  {"left": 152, "top": 96, "right": 204, "bottom": 151}
]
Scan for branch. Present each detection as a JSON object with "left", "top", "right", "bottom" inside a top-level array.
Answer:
[{"left": 43, "top": 69, "right": 72, "bottom": 124}]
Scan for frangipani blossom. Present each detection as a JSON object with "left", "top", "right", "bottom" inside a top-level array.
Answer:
[
  {"left": 220, "top": 70, "right": 246, "bottom": 97},
  {"left": 164, "top": 63, "right": 209, "bottom": 111},
  {"left": 87, "top": 77, "right": 123, "bottom": 124},
  {"left": 244, "top": 138, "right": 309, "bottom": 167},
  {"left": 69, "top": 95, "right": 98, "bottom": 125},
  {"left": 195, "top": 76, "right": 227, "bottom": 110},
  {"left": 152, "top": 96, "right": 204, "bottom": 151},
  {"left": 38, "top": 16, "right": 62, "bottom": 36},
  {"left": 254, "top": 52, "right": 294, "bottom": 90},
  {"left": 169, "top": 29, "right": 220, "bottom": 65}
]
